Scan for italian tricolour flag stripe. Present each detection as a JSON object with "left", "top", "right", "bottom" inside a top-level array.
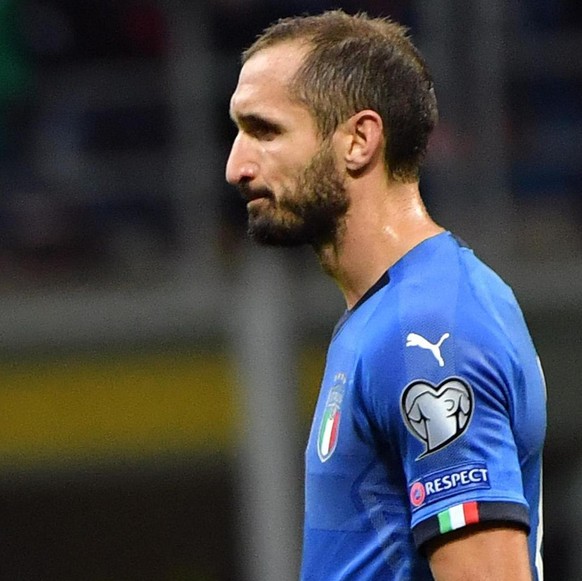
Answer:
[
  {"left": 318, "top": 409, "right": 339, "bottom": 457},
  {"left": 437, "top": 502, "right": 479, "bottom": 534}
]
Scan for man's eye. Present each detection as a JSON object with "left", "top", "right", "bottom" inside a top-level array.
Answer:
[{"left": 252, "top": 126, "right": 278, "bottom": 140}]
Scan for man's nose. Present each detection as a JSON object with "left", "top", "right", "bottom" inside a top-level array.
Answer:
[{"left": 225, "top": 135, "right": 259, "bottom": 185}]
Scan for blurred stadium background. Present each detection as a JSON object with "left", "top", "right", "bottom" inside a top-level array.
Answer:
[{"left": 0, "top": 0, "right": 580, "bottom": 579}]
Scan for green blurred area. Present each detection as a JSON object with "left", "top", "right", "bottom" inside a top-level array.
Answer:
[{"left": 0, "top": 0, "right": 31, "bottom": 102}]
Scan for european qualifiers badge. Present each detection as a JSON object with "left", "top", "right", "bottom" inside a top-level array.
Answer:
[
  {"left": 317, "top": 373, "right": 346, "bottom": 463},
  {"left": 400, "top": 377, "right": 474, "bottom": 459}
]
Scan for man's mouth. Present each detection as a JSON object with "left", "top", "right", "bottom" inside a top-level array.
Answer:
[{"left": 239, "top": 185, "right": 273, "bottom": 204}]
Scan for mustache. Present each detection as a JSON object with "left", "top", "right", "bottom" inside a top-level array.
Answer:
[{"left": 238, "top": 182, "right": 274, "bottom": 202}]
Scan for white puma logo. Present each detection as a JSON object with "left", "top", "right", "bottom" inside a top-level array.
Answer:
[{"left": 406, "top": 332, "right": 450, "bottom": 367}]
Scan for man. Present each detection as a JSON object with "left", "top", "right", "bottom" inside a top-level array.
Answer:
[{"left": 225, "top": 10, "right": 546, "bottom": 580}]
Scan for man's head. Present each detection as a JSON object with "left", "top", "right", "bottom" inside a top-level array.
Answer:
[
  {"left": 226, "top": 10, "right": 438, "bottom": 248},
  {"left": 242, "top": 10, "right": 438, "bottom": 182}
]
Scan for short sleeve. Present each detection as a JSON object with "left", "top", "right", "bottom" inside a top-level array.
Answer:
[{"left": 361, "top": 322, "right": 531, "bottom": 549}]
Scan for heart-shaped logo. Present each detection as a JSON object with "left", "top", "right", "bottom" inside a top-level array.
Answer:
[{"left": 400, "top": 378, "right": 474, "bottom": 458}]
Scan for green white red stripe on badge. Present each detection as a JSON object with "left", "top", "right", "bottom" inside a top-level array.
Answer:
[
  {"left": 318, "top": 408, "right": 340, "bottom": 459},
  {"left": 437, "top": 501, "right": 479, "bottom": 534}
]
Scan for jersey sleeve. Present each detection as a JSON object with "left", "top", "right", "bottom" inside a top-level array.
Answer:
[{"left": 360, "top": 319, "right": 531, "bottom": 549}]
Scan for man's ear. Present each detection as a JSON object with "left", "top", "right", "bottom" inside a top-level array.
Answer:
[{"left": 343, "top": 110, "right": 384, "bottom": 172}]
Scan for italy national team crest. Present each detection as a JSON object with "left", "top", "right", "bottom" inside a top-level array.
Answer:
[{"left": 317, "top": 373, "right": 346, "bottom": 462}]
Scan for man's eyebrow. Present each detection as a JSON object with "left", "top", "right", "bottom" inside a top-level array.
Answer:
[{"left": 231, "top": 113, "right": 283, "bottom": 133}]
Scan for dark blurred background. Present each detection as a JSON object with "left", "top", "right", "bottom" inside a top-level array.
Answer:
[{"left": 0, "top": 0, "right": 580, "bottom": 579}]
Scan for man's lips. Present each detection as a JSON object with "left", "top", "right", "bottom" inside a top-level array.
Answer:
[{"left": 239, "top": 186, "right": 273, "bottom": 203}]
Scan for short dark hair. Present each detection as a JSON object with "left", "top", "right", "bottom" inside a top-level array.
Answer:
[{"left": 243, "top": 10, "right": 438, "bottom": 182}]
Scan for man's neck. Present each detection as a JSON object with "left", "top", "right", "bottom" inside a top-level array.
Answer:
[{"left": 316, "top": 179, "right": 444, "bottom": 310}]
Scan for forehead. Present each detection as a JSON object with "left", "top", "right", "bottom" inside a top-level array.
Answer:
[{"left": 230, "top": 42, "right": 310, "bottom": 122}]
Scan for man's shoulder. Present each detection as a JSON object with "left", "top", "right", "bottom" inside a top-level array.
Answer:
[
  {"left": 343, "top": 233, "right": 523, "bottom": 358},
  {"left": 395, "top": 235, "right": 518, "bottom": 321},
  {"left": 359, "top": 252, "right": 516, "bottom": 357}
]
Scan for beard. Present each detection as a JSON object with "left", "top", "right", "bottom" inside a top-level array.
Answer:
[{"left": 239, "top": 142, "right": 350, "bottom": 248}]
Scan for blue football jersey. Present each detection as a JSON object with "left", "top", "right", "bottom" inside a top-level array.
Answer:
[{"left": 301, "top": 232, "right": 546, "bottom": 580}]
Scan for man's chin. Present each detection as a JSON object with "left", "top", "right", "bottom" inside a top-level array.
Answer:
[
  {"left": 247, "top": 220, "right": 311, "bottom": 247},
  {"left": 248, "top": 230, "right": 310, "bottom": 247}
]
